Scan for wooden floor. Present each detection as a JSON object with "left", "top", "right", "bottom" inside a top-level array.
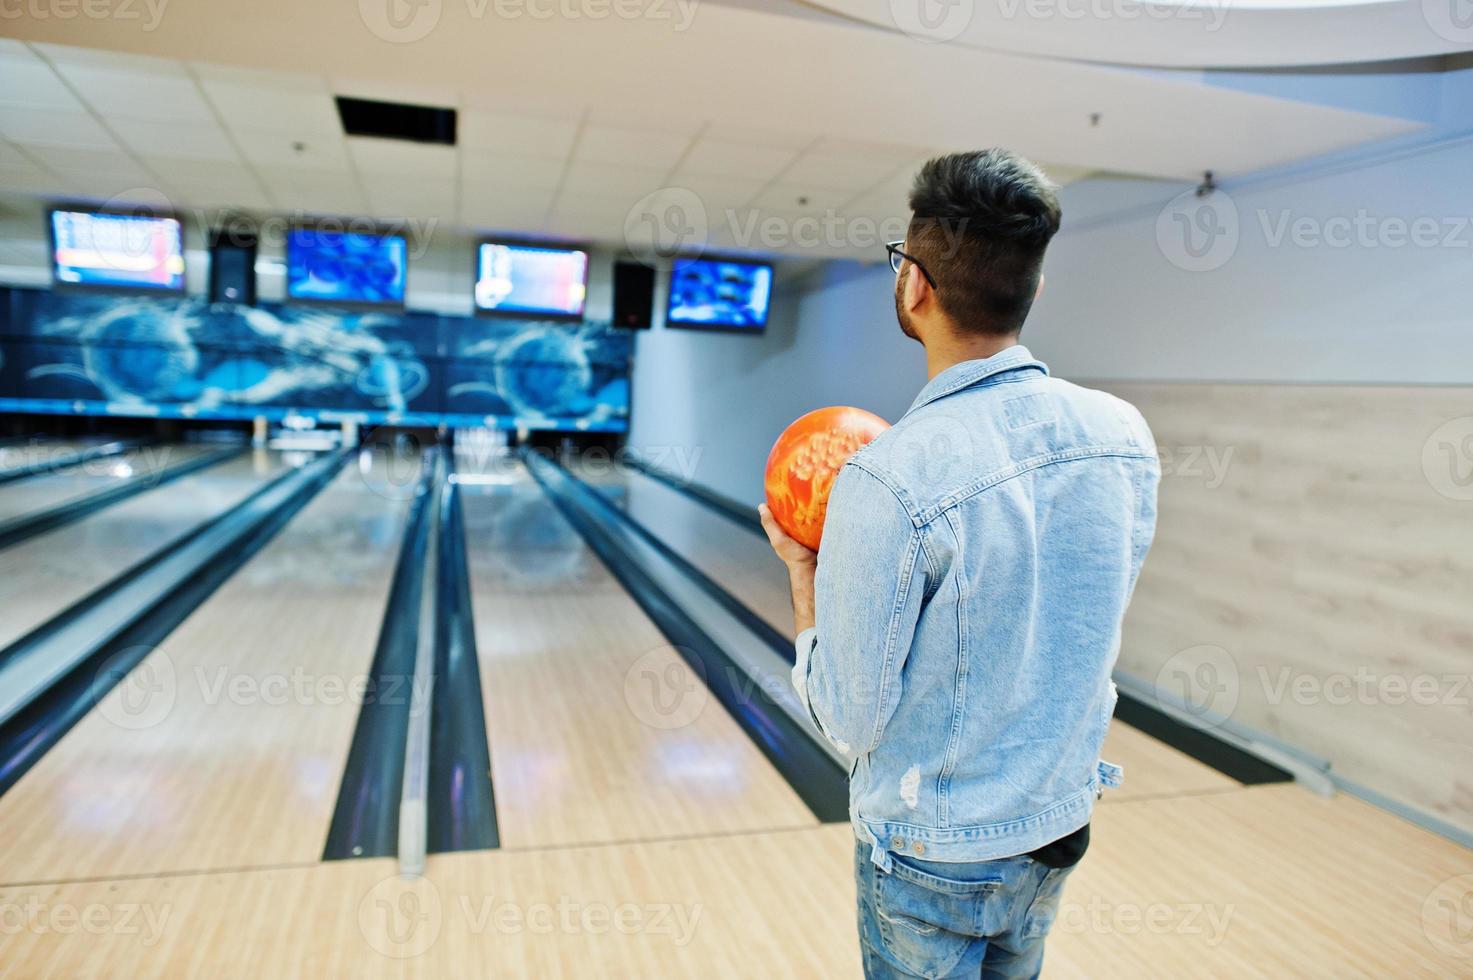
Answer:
[{"left": 0, "top": 458, "right": 1469, "bottom": 976}]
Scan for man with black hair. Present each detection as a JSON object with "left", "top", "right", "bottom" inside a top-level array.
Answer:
[{"left": 760, "top": 149, "right": 1160, "bottom": 979}]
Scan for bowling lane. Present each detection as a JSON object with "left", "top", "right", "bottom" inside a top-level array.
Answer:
[
  {"left": 0, "top": 436, "right": 128, "bottom": 480},
  {"left": 458, "top": 459, "right": 814, "bottom": 850},
  {"left": 0, "top": 455, "right": 413, "bottom": 883},
  {"left": 0, "top": 442, "right": 223, "bottom": 523},
  {"left": 581, "top": 464, "right": 798, "bottom": 640},
  {"left": 0, "top": 449, "right": 290, "bottom": 653}
]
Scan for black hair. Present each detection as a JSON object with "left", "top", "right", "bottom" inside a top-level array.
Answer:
[{"left": 906, "top": 149, "right": 1062, "bottom": 335}]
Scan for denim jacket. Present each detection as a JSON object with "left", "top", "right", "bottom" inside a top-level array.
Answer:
[{"left": 793, "top": 345, "right": 1159, "bottom": 870}]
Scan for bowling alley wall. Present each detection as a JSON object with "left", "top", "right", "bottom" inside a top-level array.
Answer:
[
  {"left": 627, "top": 127, "right": 1473, "bottom": 846},
  {"left": 0, "top": 224, "right": 630, "bottom": 431}
]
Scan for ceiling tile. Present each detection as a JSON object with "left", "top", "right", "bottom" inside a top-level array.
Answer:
[
  {"left": 0, "top": 106, "right": 116, "bottom": 150},
  {"left": 348, "top": 138, "right": 457, "bottom": 178},
  {"left": 584, "top": 104, "right": 703, "bottom": 137},
  {"left": 33, "top": 44, "right": 187, "bottom": 73},
  {"left": 575, "top": 125, "right": 691, "bottom": 171},
  {"left": 559, "top": 162, "right": 667, "bottom": 199},
  {"left": 201, "top": 80, "right": 341, "bottom": 134},
  {"left": 749, "top": 183, "right": 852, "bottom": 215},
  {"left": 700, "top": 124, "right": 811, "bottom": 150},
  {"left": 145, "top": 156, "right": 257, "bottom": 185},
  {"left": 0, "top": 168, "right": 65, "bottom": 195},
  {"left": 780, "top": 149, "right": 913, "bottom": 191},
  {"left": 168, "top": 183, "right": 273, "bottom": 211},
  {"left": 23, "top": 145, "right": 153, "bottom": 181},
  {"left": 191, "top": 62, "right": 326, "bottom": 92},
  {"left": 458, "top": 109, "right": 578, "bottom": 157},
  {"left": 459, "top": 206, "right": 547, "bottom": 237},
  {"left": 233, "top": 128, "right": 349, "bottom": 170},
  {"left": 459, "top": 149, "right": 566, "bottom": 190},
  {"left": 460, "top": 182, "right": 555, "bottom": 217},
  {"left": 112, "top": 119, "right": 237, "bottom": 161},
  {"left": 365, "top": 178, "right": 457, "bottom": 219},
  {"left": 55, "top": 64, "right": 216, "bottom": 124},
  {"left": 0, "top": 55, "right": 84, "bottom": 111},
  {"left": 678, "top": 139, "right": 798, "bottom": 181}
]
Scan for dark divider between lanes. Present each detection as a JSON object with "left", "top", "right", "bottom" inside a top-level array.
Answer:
[
  {"left": 524, "top": 449, "right": 850, "bottom": 824},
  {"left": 0, "top": 444, "right": 247, "bottom": 552},
  {"left": 621, "top": 455, "right": 763, "bottom": 535},
  {"left": 0, "top": 449, "right": 349, "bottom": 799},
  {"left": 0, "top": 436, "right": 152, "bottom": 487},
  {"left": 427, "top": 454, "right": 500, "bottom": 854},
  {"left": 322, "top": 450, "right": 438, "bottom": 861}
]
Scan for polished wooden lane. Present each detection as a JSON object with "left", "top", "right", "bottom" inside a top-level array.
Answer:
[
  {"left": 583, "top": 464, "right": 796, "bottom": 639},
  {"left": 0, "top": 450, "right": 292, "bottom": 652},
  {"left": 0, "top": 783, "right": 1467, "bottom": 976},
  {"left": 0, "top": 458, "right": 411, "bottom": 882},
  {"left": 0, "top": 443, "right": 222, "bottom": 523},
  {"left": 458, "top": 461, "right": 815, "bottom": 850}
]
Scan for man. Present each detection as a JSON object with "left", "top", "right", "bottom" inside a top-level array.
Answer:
[{"left": 759, "top": 149, "right": 1160, "bottom": 979}]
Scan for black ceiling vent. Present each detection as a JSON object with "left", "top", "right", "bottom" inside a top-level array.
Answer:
[{"left": 335, "top": 96, "right": 457, "bottom": 146}]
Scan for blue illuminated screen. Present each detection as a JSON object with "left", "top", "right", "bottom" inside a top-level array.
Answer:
[
  {"left": 50, "top": 210, "right": 185, "bottom": 292},
  {"left": 666, "top": 258, "right": 772, "bottom": 330},
  {"left": 287, "top": 228, "right": 407, "bottom": 305},
  {"left": 475, "top": 243, "right": 588, "bottom": 317}
]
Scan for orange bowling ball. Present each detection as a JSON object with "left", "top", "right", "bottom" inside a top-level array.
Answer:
[{"left": 764, "top": 406, "right": 890, "bottom": 552}]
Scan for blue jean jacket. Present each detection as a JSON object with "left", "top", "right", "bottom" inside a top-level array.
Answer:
[{"left": 793, "top": 346, "right": 1159, "bottom": 870}]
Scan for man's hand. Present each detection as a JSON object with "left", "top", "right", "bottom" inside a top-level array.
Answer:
[
  {"left": 758, "top": 504, "right": 817, "bottom": 568},
  {"left": 759, "top": 504, "right": 817, "bottom": 634}
]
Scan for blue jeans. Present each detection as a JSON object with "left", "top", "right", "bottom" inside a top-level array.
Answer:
[{"left": 855, "top": 842, "right": 1073, "bottom": 979}]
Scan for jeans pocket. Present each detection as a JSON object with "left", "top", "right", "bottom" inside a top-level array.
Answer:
[
  {"left": 1021, "top": 866, "right": 1072, "bottom": 941},
  {"left": 868, "top": 856, "right": 1002, "bottom": 977}
]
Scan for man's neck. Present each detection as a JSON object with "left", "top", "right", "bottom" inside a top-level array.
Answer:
[{"left": 924, "top": 330, "right": 1022, "bottom": 380}]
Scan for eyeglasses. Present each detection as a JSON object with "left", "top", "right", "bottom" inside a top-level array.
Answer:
[{"left": 885, "top": 240, "right": 936, "bottom": 289}]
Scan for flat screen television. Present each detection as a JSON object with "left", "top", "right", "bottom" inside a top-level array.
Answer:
[
  {"left": 665, "top": 257, "right": 772, "bottom": 331},
  {"left": 286, "top": 227, "right": 407, "bottom": 307},
  {"left": 475, "top": 242, "right": 588, "bottom": 319},
  {"left": 49, "top": 208, "right": 186, "bottom": 293}
]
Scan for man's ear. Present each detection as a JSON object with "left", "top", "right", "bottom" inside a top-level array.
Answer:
[
  {"left": 1034, "top": 273, "right": 1045, "bottom": 303},
  {"left": 903, "top": 262, "right": 930, "bottom": 311}
]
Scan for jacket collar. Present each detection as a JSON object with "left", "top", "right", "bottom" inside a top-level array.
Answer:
[{"left": 905, "top": 345, "right": 1049, "bottom": 416}]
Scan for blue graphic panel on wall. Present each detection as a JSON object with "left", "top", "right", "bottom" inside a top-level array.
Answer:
[{"left": 0, "top": 288, "right": 630, "bottom": 431}]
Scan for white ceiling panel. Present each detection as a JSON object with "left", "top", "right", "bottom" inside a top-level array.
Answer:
[
  {"left": 559, "top": 162, "right": 668, "bottom": 200},
  {"left": 348, "top": 138, "right": 457, "bottom": 178},
  {"left": 458, "top": 110, "right": 578, "bottom": 157},
  {"left": 199, "top": 80, "right": 340, "bottom": 134},
  {"left": 678, "top": 140, "right": 800, "bottom": 181},
  {"left": 54, "top": 63, "right": 216, "bottom": 124},
  {"left": 575, "top": 125, "right": 693, "bottom": 171},
  {"left": 111, "top": 119, "right": 237, "bottom": 160},
  {"left": 460, "top": 182, "right": 556, "bottom": 217},
  {"left": 0, "top": 54, "right": 85, "bottom": 110},
  {"left": 0, "top": 106, "right": 116, "bottom": 150},
  {"left": 233, "top": 128, "right": 349, "bottom": 171},
  {"left": 459, "top": 149, "right": 566, "bottom": 190}
]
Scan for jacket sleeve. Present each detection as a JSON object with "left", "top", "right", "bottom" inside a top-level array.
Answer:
[{"left": 791, "top": 461, "right": 929, "bottom": 756}]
